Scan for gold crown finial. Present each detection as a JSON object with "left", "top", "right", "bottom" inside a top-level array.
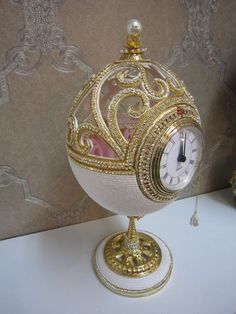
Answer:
[{"left": 120, "top": 19, "right": 146, "bottom": 59}]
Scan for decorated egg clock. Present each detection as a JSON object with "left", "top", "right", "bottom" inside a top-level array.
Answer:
[{"left": 66, "top": 20, "right": 203, "bottom": 297}]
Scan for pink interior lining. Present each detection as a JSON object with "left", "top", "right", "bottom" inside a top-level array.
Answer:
[{"left": 90, "top": 127, "right": 133, "bottom": 158}]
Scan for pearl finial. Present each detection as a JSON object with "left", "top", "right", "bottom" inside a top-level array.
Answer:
[
  {"left": 127, "top": 19, "right": 142, "bottom": 35},
  {"left": 121, "top": 19, "right": 145, "bottom": 60}
]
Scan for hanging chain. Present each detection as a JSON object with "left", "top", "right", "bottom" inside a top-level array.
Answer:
[{"left": 190, "top": 171, "right": 201, "bottom": 227}]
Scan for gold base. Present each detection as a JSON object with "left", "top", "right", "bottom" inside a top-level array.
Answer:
[
  {"left": 104, "top": 231, "right": 162, "bottom": 277},
  {"left": 104, "top": 216, "right": 161, "bottom": 277},
  {"left": 93, "top": 232, "right": 173, "bottom": 297}
]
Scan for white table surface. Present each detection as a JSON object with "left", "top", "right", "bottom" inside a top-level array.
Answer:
[{"left": 0, "top": 189, "right": 236, "bottom": 314}]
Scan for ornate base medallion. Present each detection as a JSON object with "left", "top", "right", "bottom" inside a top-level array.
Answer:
[
  {"left": 94, "top": 228, "right": 173, "bottom": 297},
  {"left": 104, "top": 231, "right": 162, "bottom": 277}
]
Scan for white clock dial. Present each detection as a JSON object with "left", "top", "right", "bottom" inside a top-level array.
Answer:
[{"left": 159, "top": 126, "right": 202, "bottom": 191}]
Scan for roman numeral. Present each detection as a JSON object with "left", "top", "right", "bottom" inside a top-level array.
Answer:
[
  {"left": 169, "top": 177, "right": 173, "bottom": 185},
  {"left": 163, "top": 173, "right": 168, "bottom": 180},
  {"left": 189, "top": 159, "right": 194, "bottom": 165},
  {"left": 161, "top": 164, "right": 167, "bottom": 169},
  {"left": 192, "top": 148, "right": 197, "bottom": 153}
]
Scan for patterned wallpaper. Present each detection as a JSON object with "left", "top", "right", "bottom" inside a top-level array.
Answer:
[{"left": 0, "top": 0, "right": 235, "bottom": 240}]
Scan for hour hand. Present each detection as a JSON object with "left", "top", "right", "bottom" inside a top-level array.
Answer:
[{"left": 178, "top": 133, "right": 186, "bottom": 162}]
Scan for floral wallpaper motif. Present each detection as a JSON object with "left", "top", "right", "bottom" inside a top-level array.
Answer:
[
  {"left": 167, "top": 0, "right": 225, "bottom": 79},
  {"left": 0, "top": 0, "right": 93, "bottom": 105}
]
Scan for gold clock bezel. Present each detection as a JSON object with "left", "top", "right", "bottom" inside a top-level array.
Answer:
[
  {"left": 136, "top": 104, "right": 202, "bottom": 203},
  {"left": 152, "top": 121, "right": 202, "bottom": 193}
]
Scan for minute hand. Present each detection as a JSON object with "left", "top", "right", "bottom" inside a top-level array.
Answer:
[
  {"left": 183, "top": 132, "right": 187, "bottom": 156},
  {"left": 178, "top": 133, "right": 186, "bottom": 162}
]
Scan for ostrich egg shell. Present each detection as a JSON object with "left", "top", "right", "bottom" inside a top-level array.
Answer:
[{"left": 69, "top": 157, "right": 166, "bottom": 216}]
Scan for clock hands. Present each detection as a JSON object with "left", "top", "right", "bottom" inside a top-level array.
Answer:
[
  {"left": 177, "top": 132, "right": 187, "bottom": 163},
  {"left": 183, "top": 132, "right": 187, "bottom": 156}
]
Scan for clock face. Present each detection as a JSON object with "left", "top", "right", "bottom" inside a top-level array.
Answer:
[{"left": 159, "top": 126, "right": 202, "bottom": 191}]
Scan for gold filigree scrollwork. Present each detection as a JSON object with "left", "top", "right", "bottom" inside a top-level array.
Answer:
[
  {"left": 67, "top": 115, "right": 78, "bottom": 146},
  {"left": 148, "top": 62, "right": 186, "bottom": 99},
  {"left": 91, "top": 63, "right": 115, "bottom": 132},
  {"left": 76, "top": 122, "right": 124, "bottom": 158},
  {"left": 115, "top": 62, "right": 173, "bottom": 102},
  {"left": 67, "top": 59, "right": 200, "bottom": 175},
  {"left": 166, "top": 78, "right": 185, "bottom": 97},
  {"left": 76, "top": 123, "right": 96, "bottom": 155},
  {"left": 69, "top": 77, "right": 96, "bottom": 116},
  {"left": 116, "top": 67, "right": 142, "bottom": 87},
  {"left": 108, "top": 88, "right": 150, "bottom": 149},
  {"left": 142, "top": 76, "right": 169, "bottom": 100}
]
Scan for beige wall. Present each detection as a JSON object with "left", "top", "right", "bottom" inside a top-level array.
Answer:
[{"left": 0, "top": 0, "right": 235, "bottom": 240}]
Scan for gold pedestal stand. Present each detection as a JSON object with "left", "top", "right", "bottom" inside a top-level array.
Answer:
[
  {"left": 93, "top": 216, "right": 172, "bottom": 297},
  {"left": 104, "top": 217, "right": 162, "bottom": 277}
]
